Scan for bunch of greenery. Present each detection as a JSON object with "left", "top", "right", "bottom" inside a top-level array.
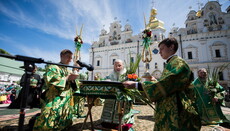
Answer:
[
  {"left": 121, "top": 53, "right": 142, "bottom": 82},
  {"left": 206, "top": 63, "right": 229, "bottom": 95},
  {"left": 120, "top": 53, "right": 155, "bottom": 110}
]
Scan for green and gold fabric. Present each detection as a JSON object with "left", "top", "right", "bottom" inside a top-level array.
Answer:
[
  {"left": 143, "top": 56, "right": 201, "bottom": 131},
  {"left": 193, "top": 78, "right": 229, "bottom": 125},
  {"left": 33, "top": 64, "right": 77, "bottom": 130},
  {"left": 73, "top": 72, "right": 87, "bottom": 118}
]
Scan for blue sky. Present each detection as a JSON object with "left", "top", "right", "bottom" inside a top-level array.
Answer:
[{"left": 0, "top": 0, "right": 229, "bottom": 67}]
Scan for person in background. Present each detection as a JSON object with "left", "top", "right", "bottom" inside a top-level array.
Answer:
[
  {"left": 5, "top": 84, "right": 14, "bottom": 91},
  {"left": 10, "top": 88, "right": 16, "bottom": 103},
  {"left": 193, "top": 68, "right": 230, "bottom": 127},
  {"left": 123, "top": 38, "right": 201, "bottom": 131},
  {"left": 33, "top": 49, "right": 79, "bottom": 130},
  {"left": 8, "top": 66, "right": 42, "bottom": 108}
]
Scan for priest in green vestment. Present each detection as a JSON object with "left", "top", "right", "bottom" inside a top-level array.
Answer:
[
  {"left": 33, "top": 49, "right": 79, "bottom": 130},
  {"left": 193, "top": 68, "right": 229, "bottom": 125},
  {"left": 123, "top": 38, "right": 201, "bottom": 131},
  {"left": 99, "top": 59, "right": 134, "bottom": 131}
]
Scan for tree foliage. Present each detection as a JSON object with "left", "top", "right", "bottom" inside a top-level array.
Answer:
[{"left": 0, "top": 48, "right": 11, "bottom": 55}]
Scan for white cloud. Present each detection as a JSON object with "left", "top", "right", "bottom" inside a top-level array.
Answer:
[
  {"left": 17, "top": 45, "right": 60, "bottom": 63},
  {"left": 16, "top": 44, "right": 90, "bottom": 68},
  {"left": 0, "top": 0, "right": 118, "bottom": 44},
  {"left": 1, "top": 0, "right": 229, "bottom": 44}
]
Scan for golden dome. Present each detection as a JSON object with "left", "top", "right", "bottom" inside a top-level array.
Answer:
[
  {"left": 196, "top": 10, "right": 202, "bottom": 17},
  {"left": 147, "top": 8, "right": 165, "bottom": 30}
]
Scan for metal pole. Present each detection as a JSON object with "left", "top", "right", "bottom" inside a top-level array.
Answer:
[
  {"left": 178, "top": 34, "right": 183, "bottom": 58},
  {"left": 18, "top": 62, "right": 34, "bottom": 131},
  {"left": 137, "top": 40, "right": 140, "bottom": 76},
  {"left": 91, "top": 47, "right": 94, "bottom": 80}
]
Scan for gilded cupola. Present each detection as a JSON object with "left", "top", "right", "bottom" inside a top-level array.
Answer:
[{"left": 147, "top": 7, "right": 165, "bottom": 31}]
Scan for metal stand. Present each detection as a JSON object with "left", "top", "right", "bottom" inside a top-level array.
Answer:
[
  {"left": 80, "top": 96, "right": 124, "bottom": 131},
  {"left": 18, "top": 61, "right": 35, "bottom": 131},
  {"left": 80, "top": 96, "right": 96, "bottom": 131}
]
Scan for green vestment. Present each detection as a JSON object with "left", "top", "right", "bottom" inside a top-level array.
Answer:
[
  {"left": 74, "top": 73, "right": 87, "bottom": 117},
  {"left": 33, "top": 65, "right": 75, "bottom": 130},
  {"left": 143, "top": 56, "right": 201, "bottom": 131},
  {"left": 193, "top": 77, "right": 229, "bottom": 125}
]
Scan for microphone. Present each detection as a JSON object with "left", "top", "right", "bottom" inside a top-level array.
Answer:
[{"left": 76, "top": 60, "right": 94, "bottom": 71}]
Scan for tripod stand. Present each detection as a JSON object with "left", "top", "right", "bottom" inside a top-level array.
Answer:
[{"left": 18, "top": 61, "right": 36, "bottom": 131}]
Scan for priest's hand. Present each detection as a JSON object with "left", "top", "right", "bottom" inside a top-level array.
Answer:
[
  {"left": 123, "top": 81, "right": 136, "bottom": 89},
  {"left": 150, "top": 76, "right": 157, "bottom": 81},
  {"left": 145, "top": 76, "right": 157, "bottom": 81},
  {"left": 67, "top": 73, "right": 79, "bottom": 81}
]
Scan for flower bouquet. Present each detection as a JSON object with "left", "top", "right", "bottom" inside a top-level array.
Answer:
[
  {"left": 74, "top": 24, "right": 84, "bottom": 51},
  {"left": 142, "top": 28, "right": 152, "bottom": 49},
  {"left": 74, "top": 36, "right": 83, "bottom": 51},
  {"left": 142, "top": 28, "right": 152, "bottom": 38},
  {"left": 127, "top": 74, "right": 140, "bottom": 81}
]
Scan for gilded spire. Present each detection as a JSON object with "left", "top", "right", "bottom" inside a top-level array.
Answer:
[{"left": 196, "top": 0, "right": 203, "bottom": 17}]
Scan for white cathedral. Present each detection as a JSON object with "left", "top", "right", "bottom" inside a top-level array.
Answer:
[{"left": 89, "top": 1, "right": 230, "bottom": 88}]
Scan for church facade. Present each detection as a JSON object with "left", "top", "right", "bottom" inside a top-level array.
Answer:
[
  {"left": 88, "top": 6, "right": 166, "bottom": 81},
  {"left": 89, "top": 1, "right": 230, "bottom": 88},
  {"left": 170, "top": 1, "right": 230, "bottom": 88}
]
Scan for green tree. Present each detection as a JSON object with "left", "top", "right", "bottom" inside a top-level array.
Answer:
[
  {"left": 37, "top": 67, "right": 46, "bottom": 72},
  {"left": 0, "top": 48, "right": 11, "bottom": 55}
]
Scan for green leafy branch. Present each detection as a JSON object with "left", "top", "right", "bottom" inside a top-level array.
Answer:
[
  {"left": 119, "top": 51, "right": 155, "bottom": 110},
  {"left": 207, "top": 63, "right": 229, "bottom": 87},
  {"left": 121, "top": 52, "right": 142, "bottom": 80},
  {"left": 122, "top": 88, "right": 155, "bottom": 110}
]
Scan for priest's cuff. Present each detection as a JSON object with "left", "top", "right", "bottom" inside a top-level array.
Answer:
[{"left": 135, "top": 82, "right": 143, "bottom": 91}]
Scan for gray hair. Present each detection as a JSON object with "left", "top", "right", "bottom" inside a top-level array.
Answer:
[
  {"left": 198, "top": 68, "right": 207, "bottom": 73},
  {"left": 114, "top": 59, "right": 124, "bottom": 64}
]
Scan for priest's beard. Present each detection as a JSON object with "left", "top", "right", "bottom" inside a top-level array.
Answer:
[
  {"left": 200, "top": 77, "right": 207, "bottom": 83},
  {"left": 115, "top": 68, "right": 126, "bottom": 76}
]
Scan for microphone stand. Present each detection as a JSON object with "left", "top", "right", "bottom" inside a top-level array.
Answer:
[{"left": 0, "top": 53, "right": 82, "bottom": 131}]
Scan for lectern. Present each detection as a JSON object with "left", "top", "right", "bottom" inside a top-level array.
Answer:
[{"left": 75, "top": 80, "right": 128, "bottom": 131}]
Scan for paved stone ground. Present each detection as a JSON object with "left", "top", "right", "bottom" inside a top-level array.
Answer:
[{"left": 1, "top": 104, "right": 230, "bottom": 131}]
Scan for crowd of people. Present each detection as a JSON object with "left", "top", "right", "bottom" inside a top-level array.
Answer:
[
  {"left": 1, "top": 37, "right": 230, "bottom": 131},
  {"left": 0, "top": 84, "right": 20, "bottom": 104}
]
